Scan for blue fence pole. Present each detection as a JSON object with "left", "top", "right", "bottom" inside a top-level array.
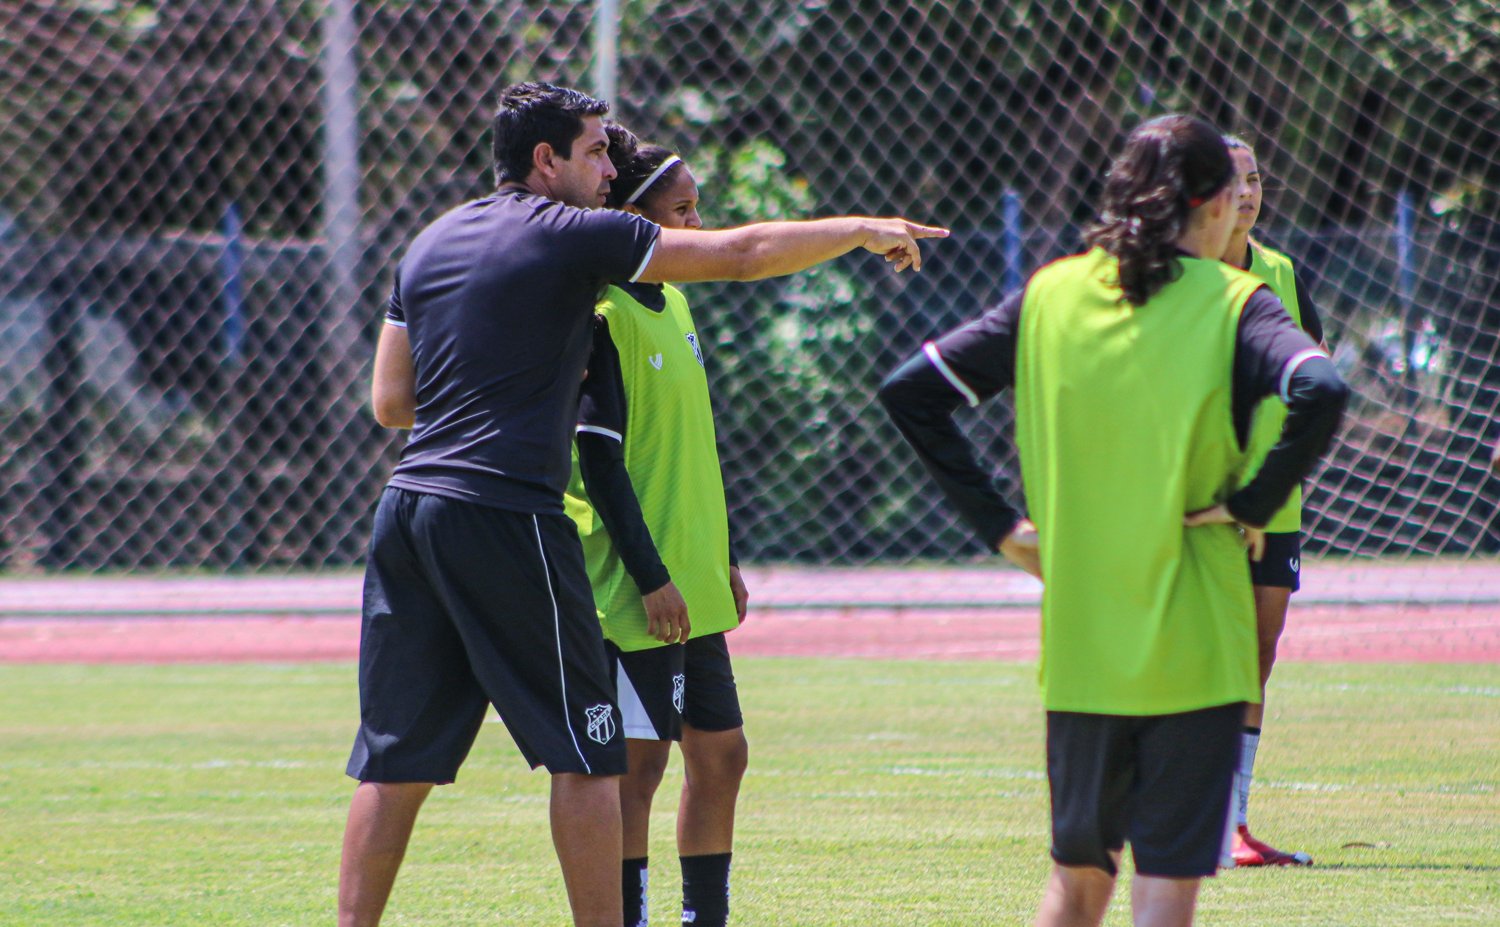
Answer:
[
  {"left": 1396, "top": 190, "right": 1415, "bottom": 312},
  {"left": 218, "top": 202, "right": 246, "bottom": 362},
  {"left": 1002, "top": 188, "right": 1023, "bottom": 294},
  {"left": 1395, "top": 189, "right": 1424, "bottom": 398}
]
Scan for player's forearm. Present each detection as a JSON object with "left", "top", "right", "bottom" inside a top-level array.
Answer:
[
  {"left": 879, "top": 357, "right": 1022, "bottom": 550},
  {"left": 726, "top": 218, "right": 879, "bottom": 281},
  {"left": 577, "top": 434, "right": 671, "bottom": 595},
  {"left": 641, "top": 219, "right": 874, "bottom": 284},
  {"left": 1227, "top": 356, "right": 1348, "bottom": 526}
]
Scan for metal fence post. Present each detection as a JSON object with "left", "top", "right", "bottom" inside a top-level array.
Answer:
[
  {"left": 1002, "top": 188, "right": 1023, "bottom": 295},
  {"left": 320, "top": 0, "right": 363, "bottom": 358},
  {"left": 594, "top": 0, "right": 619, "bottom": 103}
]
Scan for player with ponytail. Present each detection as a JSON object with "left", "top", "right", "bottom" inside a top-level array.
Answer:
[{"left": 880, "top": 114, "right": 1347, "bottom": 926}]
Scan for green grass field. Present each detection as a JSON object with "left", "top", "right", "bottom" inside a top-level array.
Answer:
[{"left": 1, "top": 659, "right": 1495, "bottom": 926}]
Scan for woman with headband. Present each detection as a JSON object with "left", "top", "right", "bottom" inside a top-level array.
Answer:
[
  {"left": 879, "top": 115, "right": 1347, "bottom": 925},
  {"left": 1218, "top": 135, "right": 1326, "bottom": 868},
  {"left": 564, "top": 125, "right": 746, "bottom": 927}
]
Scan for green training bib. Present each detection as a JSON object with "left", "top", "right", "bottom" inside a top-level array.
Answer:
[
  {"left": 1014, "top": 248, "right": 1263, "bottom": 714},
  {"left": 565, "top": 284, "right": 738, "bottom": 652}
]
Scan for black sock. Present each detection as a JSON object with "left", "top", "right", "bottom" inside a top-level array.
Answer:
[
  {"left": 623, "top": 856, "right": 648, "bottom": 927},
  {"left": 680, "top": 852, "right": 732, "bottom": 926}
]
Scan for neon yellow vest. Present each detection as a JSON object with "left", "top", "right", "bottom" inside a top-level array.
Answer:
[
  {"left": 1239, "top": 240, "right": 1306, "bottom": 533},
  {"left": 564, "top": 284, "right": 738, "bottom": 652},
  {"left": 1014, "top": 248, "right": 1262, "bottom": 714}
]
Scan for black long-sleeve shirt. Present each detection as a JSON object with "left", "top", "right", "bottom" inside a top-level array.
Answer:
[
  {"left": 1290, "top": 267, "right": 1324, "bottom": 345},
  {"left": 879, "top": 285, "right": 1348, "bottom": 550}
]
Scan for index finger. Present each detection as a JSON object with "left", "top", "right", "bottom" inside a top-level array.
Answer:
[{"left": 905, "top": 222, "right": 950, "bottom": 239}]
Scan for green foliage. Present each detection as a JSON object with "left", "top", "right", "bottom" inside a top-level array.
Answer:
[
  {"left": 694, "top": 139, "right": 814, "bottom": 226},
  {"left": 681, "top": 139, "right": 910, "bottom": 559},
  {"left": 1346, "top": 0, "right": 1500, "bottom": 70},
  {"left": 2, "top": 659, "right": 1497, "bottom": 925}
]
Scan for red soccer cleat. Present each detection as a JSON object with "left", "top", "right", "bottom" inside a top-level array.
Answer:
[{"left": 1231, "top": 825, "right": 1313, "bottom": 867}]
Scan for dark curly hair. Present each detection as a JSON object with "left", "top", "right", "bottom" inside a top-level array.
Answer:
[
  {"left": 491, "top": 82, "right": 610, "bottom": 186},
  {"left": 603, "top": 124, "right": 684, "bottom": 210},
  {"left": 1084, "top": 115, "right": 1234, "bottom": 305}
]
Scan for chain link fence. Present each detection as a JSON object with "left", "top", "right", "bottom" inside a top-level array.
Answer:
[{"left": 2, "top": 1, "right": 1497, "bottom": 577}]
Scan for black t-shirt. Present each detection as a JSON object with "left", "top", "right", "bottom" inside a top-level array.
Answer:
[{"left": 386, "top": 190, "right": 660, "bottom": 513}]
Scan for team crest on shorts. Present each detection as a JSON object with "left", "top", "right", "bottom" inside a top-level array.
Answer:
[
  {"left": 672, "top": 673, "right": 686, "bottom": 713},
  {"left": 585, "top": 704, "right": 616, "bottom": 744},
  {"left": 685, "top": 332, "right": 704, "bottom": 367}
]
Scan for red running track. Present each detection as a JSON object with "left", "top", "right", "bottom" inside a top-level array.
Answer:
[{"left": 2, "top": 604, "right": 1496, "bottom": 664}]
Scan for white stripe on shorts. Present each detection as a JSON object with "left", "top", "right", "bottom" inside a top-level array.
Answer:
[
  {"left": 532, "top": 514, "right": 591, "bottom": 773},
  {"left": 615, "top": 659, "right": 663, "bottom": 740}
]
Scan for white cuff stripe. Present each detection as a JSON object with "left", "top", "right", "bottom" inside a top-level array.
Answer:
[
  {"left": 923, "top": 342, "right": 980, "bottom": 407},
  {"left": 1279, "top": 348, "right": 1327, "bottom": 402},
  {"left": 577, "top": 424, "right": 623, "bottom": 442},
  {"left": 384, "top": 317, "right": 407, "bottom": 328},
  {"left": 628, "top": 237, "right": 659, "bottom": 283}
]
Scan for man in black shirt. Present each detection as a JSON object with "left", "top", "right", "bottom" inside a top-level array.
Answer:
[{"left": 344, "top": 82, "right": 948, "bottom": 927}]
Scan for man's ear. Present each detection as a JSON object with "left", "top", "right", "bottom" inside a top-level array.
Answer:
[{"left": 532, "top": 141, "right": 559, "bottom": 179}]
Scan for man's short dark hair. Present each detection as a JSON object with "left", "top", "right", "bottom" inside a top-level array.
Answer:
[{"left": 492, "top": 82, "right": 611, "bottom": 185}]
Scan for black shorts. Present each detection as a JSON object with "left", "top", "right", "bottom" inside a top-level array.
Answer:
[
  {"left": 682, "top": 633, "right": 743, "bottom": 732},
  {"left": 347, "top": 488, "right": 625, "bottom": 783},
  {"left": 610, "top": 640, "right": 686, "bottom": 742},
  {"left": 1249, "top": 532, "right": 1301, "bottom": 591},
  {"left": 1046, "top": 702, "right": 1243, "bottom": 878}
]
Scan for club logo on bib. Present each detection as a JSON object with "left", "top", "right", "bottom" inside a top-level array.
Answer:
[
  {"left": 685, "top": 332, "right": 704, "bottom": 367},
  {"left": 647, "top": 353, "right": 663, "bottom": 370},
  {"left": 585, "top": 704, "right": 616, "bottom": 744},
  {"left": 672, "top": 673, "right": 686, "bottom": 713}
]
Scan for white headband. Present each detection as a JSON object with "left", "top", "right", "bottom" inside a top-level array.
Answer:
[{"left": 623, "top": 155, "right": 682, "bottom": 206}]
